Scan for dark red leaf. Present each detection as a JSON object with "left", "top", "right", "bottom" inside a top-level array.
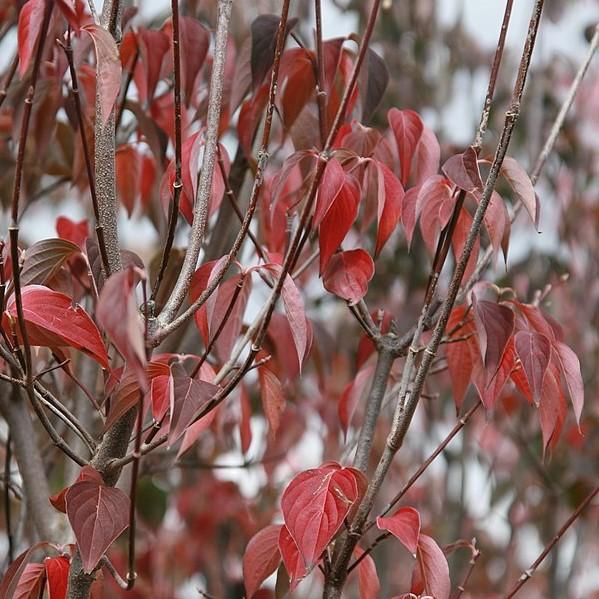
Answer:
[
  {"left": 501, "top": 156, "right": 538, "bottom": 227},
  {"left": 281, "top": 463, "right": 361, "bottom": 569},
  {"left": 359, "top": 48, "right": 389, "bottom": 120},
  {"left": 243, "top": 525, "right": 283, "bottom": 599},
  {"left": 451, "top": 207, "right": 480, "bottom": 282},
  {"left": 136, "top": 28, "right": 170, "bottom": 105},
  {"left": 473, "top": 338, "right": 516, "bottom": 409},
  {"left": 4, "top": 286, "right": 109, "bottom": 369},
  {"left": 323, "top": 249, "right": 375, "bottom": 305},
  {"left": 411, "top": 534, "right": 450, "bottom": 599},
  {"left": 177, "top": 405, "right": 219, "bottom": 458},
  {"left": 554, "top": 342, "right": 584, "bottom": 425},
  {"left": 278, "top": 525, "right": 308, "bottom": 591},
  {"left": 240, "top": 384, "right": 253, "bottom": 454},
  {"left": 177, "top": 16, "right": 210, "bottom": 102},
  {"left": 374, "top": 161, "right": 404, "bottom": 256},
  {"left": 314, "top": 159, "right": 346, "bottom": 227},
  {"left": 280, "top": 48, "right": 316, "bottom": 127},
  {"left": 17, "top": 0, "right": 45, "bottom": 76},
  {"left": 13, "top": 563, "right": 45, "bottom": 599},
  {"left": 0, "top": 543, "right": 49, "bottom": 599},
  {"left": 44, "top": 556, "right": 69, "bottom": 599},
  {"left": 538, "top": 363, "right": 567, "bottom": 455},
  {"left": 259, "top": 366, "right": 285, "bottom": 439},
  {"left": 354, "top": 547, "right": 380, "bottom": 599},
  {"left": 388, "top": 109, "right": 423, "bottom": 186},
  {"left": 411, "top": 125, "right": 441, "bottom": 186},
  {"left": 376, "top": 507, "right": 421, "bottom": 556},
  {"left": 514, "top": 330, "right": 551, "bottom": 405},
  {"left": 50, "top": 465, "right": 104, "bottom": 514},
  {"left": 20, "top": 238, "right": 81, "bottom": 287},
  {"left": 65, "top": 481, "right": 130, "bottom": 573},
  {"left": 115, "top": 144, "right": 140, "bottom": 217},
  {"left": 150, "top": 374, "right": 172, "bottom": 422},
  {"left": 442, "top": 146, "right": 483, "bottom": 193},
  {"left": 415, "top": 176, "right": 455, "bottom": 254}
]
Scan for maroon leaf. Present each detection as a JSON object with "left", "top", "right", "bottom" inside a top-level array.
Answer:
[
  {"left": 281, "top": 463, "right": 361, "bottom": 569},
  {"left": 354, "top": 547, "right": 380, "bottom": 599},
  {"left": 13, "top": 563, "right": 45, "bottom": 599},
  {"left": 280, "top": 48, "right": 316, "bottom": 128},
  {"left": 501, "top": 156, "right": 538, "bottom": 227},
  {"left": 169, "top": 363, "right": 219, "bottom": 445},
  {"left": 538, "top": 363, "right": 567, "bottom": 455},
  {"left": 65, "top": 481, "right": 130, "bottom": 573},
  {"left": 323, "top": 249, "right": 375, "bottom": 305},
  {"left": 473, "top": 296, "right": 515, "bottom": 379},
  {"left": 83, "top": 24, "right": 122, "bottom": 126},
  {"left": 473, "top": 338, "right": 516, "bottom": 409},
  {"left": 150, "top": 374, "right": 172, "bottom": 422},
  {"left": 0, "top": 543, "right": 49, "bottom": 599},
  {"left": 415, "top": 176, "right": 455, "bottom": 254},
  {"left": 135, "top": 28, "right": 170, "bottom": 105},
  {"left": 177, "top": 405, "right": 218, "bottom": 458},
  {"left": 4, "top": 286, "right": 109, "bottom": 369},
  {"left": 44, "top": 556, "right": 69, "bottom": 599},
  {"left": 20, "top": 238, "right": 81, "bottom": 287},
  {"left": 177, "top": 16, "right": 210, "bottom": 102},
  {"left": 376, "top": 507, "right": 421, "bottom": 556},
  {"left": 514, "top": 330, "right": 551, "bottom": 405},
  {"left": 411, "top": 534, "right": 451, "bottom": 599},
  {"left": 314, "top": 159, "right": 346, "bottom": 227},
  {"left": 278, "top": 525, "right": 308, "bottom": 591},
  {"left": 17, "top": 0, "right": 45, "bottom": 76},
  {"left": 97, "top": 267, "right": 146, "bottom": 386},
  {"left": 115, "top": 144, "right": 140, "bottom": 217},
  {"left": 442, "top": 146, "right": 483, "bottom": 193},
  {"left": 451, "top": 208, "right": 480, "bottom": 282},
  {"left": 240, "top": 384, "right": 253, "bottom": 454},
  {"left": 554, "top": 342, "right": 584, "bottom": 425},
  {"left": 374, "top": 161, "right": 404, "bottom": 256},
  {"left": 243, "top": 525, "right": 283, "bottom": 599},
  {"left": 359, "top": 48, "right": 389, "bottom": 120},
  {"left": 259, "top": 366, "right": 286, "bottom": 438},
  {"left": 388, "top": 109, "right": 423, "bottom": 186},
  {"left": 50, "top": 465, "right": 104, "bottom": 514}
]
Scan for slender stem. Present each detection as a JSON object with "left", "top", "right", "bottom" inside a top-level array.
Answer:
[
  {"left": 452, "top": 542, "right": 482, "bottom": 599},
  {"left": 3, "top": 432, "right": 13, "bottom": 562},
  {"left": 314, "top": 0, "right": 328, "bottom": 146},
  {"left": 157, "top": 0, "right": 233, "bottom": 326},
  {"left": 151, "top": 0, "right": 184, "bottom": 301},
  {"left": 504, "top": 485, "right": 599, "bottom": 598}
]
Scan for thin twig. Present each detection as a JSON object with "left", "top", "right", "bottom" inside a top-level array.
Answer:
[{"left": 3, "top": 432, "right": 14, "bottom": 563}]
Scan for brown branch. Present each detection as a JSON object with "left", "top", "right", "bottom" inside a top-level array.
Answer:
[
  {"left": 314, "top": 0, "right": 328, "bottom": 146},
  {"left": 3, "top": 432, "right": 14, "bottom": 562}
]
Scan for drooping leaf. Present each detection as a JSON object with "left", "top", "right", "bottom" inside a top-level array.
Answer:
[
  {"left": 354, "top": 547, "right": 380, "bottom": 599},
  {"left": 278, "top": 525, "right": 308, "bottom": 591},
  {"left": 259, "top": 366, "right": 286, "bottom": 439},
  {"left": 374, "top": 161, "right": 404, "bottom": 256},
  {"left": 20, "top": 239, "right": 81, "bottom": 287},
  {"left": 554, "top": 342, "right": 584, "bottom": 425},
  {"left": 411, "top": 534, "right": 451, "bottom": 599},
  {"left": 281, "top": 463, "right": 362, "bottom": 569},
  {"left": 514, "top": 330, "right": 551, "bottom": 405},
  {"left": 538, "top": 363, "right": 567, "bottom": 455},
  {"left": 376, "top": 507, "right": 421, "bottom": 556},
  {"left": 13, "top": 563, "right": 45, "bottom": 599},
  {"left": 501, "top": 156, "right": 538, "bottom": 227},
  {"left": 44, "top": 556, "right": 70, "bottom": 599},
  {"left": 359, "top": 48, "right": 389, "bottom": 121},
  {"left": 388, "top": 109, "right": 423, "bottom": 186},
  {"left": 97, "top": 267, "right": 146, "bottom": 385},
  {"left": 442, "top": 146, "right": 483, "bottom": 193},
  {"left": 65, "top": 481, "right": 130, "bottom": 574},
  {"left": 17, "top": 0, "right": 45, "bottom": 76},
  {"left": 243, "top": 525, "right": 283, "bottom": 599},
  {"left": 323, "top": 249, "right": 375, "bottom": 305},
  {"left": 3, "top": 286, "right": 109, "bottom": 369},
  {"left": 83, "top": 24, "right": 122, "bottom": 126}
]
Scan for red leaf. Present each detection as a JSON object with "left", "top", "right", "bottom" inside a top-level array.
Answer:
[
  {"left": 374, "top": 161, "right": 404, "bottom": 256},
  {"left": 501, "top": 156, "right": 538, "bottom": 227},
  {"left": 97, "top": 267, "right": 146, "bottom": 386},
  {"left": 354, "top": 547, "right": 380, "bottom": 599},
  {"left": 83, "top": 25, "right": 122, "bottom": 126},
  {"left": 280, "top": 48, "right": 316, "bottom": 127},
  {"left": 323, "top": 249, "right": 375, "bottom": 305},
  {"left": 65, "top": 481, "right": 130, "bottom": 573},
  {"left": 319, "top": 175, "right": 360, "bottom": 272},
  {"left": 281, "top": 463, "right": 361, "bottom": 569},
  {"left": 17, "top": 0, "right": 45, "bottom": 76},
  {"left": 259, "top": 366, "right": 285, "bottom": 439},
  {"left": 44, "top": 556, "right": 69, "bottom": 599},
  {"left": 278, "top": 525, "right": 308, "bottom": 591},
  {"left": 56, "top": 217, "right": 89, "bottom": 249},
  {"left": 472, "top": 297, "right": 515, "bottom": 379},
  {"left": 376, "top": 507, "right": 421, "bottom": 556},
  {"left": 14, "top": 563, "right": 45, "bottom": 599},
  {"left": 4, "top": 286, "right": 109, "bottom": 369},
  {"left": 554, "top": 342, "right": 584, "bottom": 425},
  {"left": 115, "top": 144, "right": 140, "bottom": 217},
  {"left": 177, "top": 405, "right": 219, "bottom": 457},
  {"left": 0, "top": 543, "right": 48, "bottom": 599},
  {"left": 411, "top": 125, "right": 441, "bottom": 186},
  {"left": 338, "top": 365, "right": 375, "bottom": 438},
  {"left": 136, "top": 29, "right": 170, "bottom": 104},
  {"left": 538, "top": 363, "right": 567, "bottom": 454},
  {"left": 473, "top": 338, "right": 516, "bottom": 409},
  {"left": 169, "top": 363, "right": 219, "bottom": 445},
  {"left": 50, "top": 465, "right": 104, "bottom": 514},
  {"left": 442, "top": 146, "right": 483, "bottom": 193},
  {"left": 359, "top": 48, "right": 389, "bottom": 120},
  {"left": 314, "top": 159, "right": 346, "bottom": 227},
  {"left": 240, "top": 384, "right": 253, "bottom": 454},
  {"left": 243, "top": 525, "right": 283, "bottom": 599},
  {"left": 415, "top": 176, "right": 455, "bottom": 254},
  {"left": 388, "top": 109, "right": 423, "bottom": 186},
  {"left": 150, "top": 374, "right": 172, "bottom": 422},
  {"left": 411, "top": 534, "right": 451, "bottom": 599},
  {"left": 451, "top": 208, "right": 480, "bottom": 282},
  {"left": 177, "top": 16, "right": 210, "bottom": 102},
  {"left": 514, "top": 330, "right": 551, "bottom": 405}
]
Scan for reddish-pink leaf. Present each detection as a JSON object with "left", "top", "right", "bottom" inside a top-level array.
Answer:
[
  {"left": 65, "top": 481, "right": 130, "bottom": 574},
  {"left": 376, "top": 507, "right": 421, "bottom": 556},
  {"left": 451, "top": 208, "right": 480, "bottom": 282},
  {"left": 177, "top": 16, "right": 210, "bottom": 102},
  {"left": 240, "top": 384, "right": 253, "bottom": 454},
  {"left": 150, "top": 374, "right": 172, "bottom": 422},
  {"left": 501, "top": 156, "right": 538, "bottom": 227},
  {"left": 278, "top": 525, "right": 308, "bottom": 591},
  {"left": 354, "top": 547, "right": 380, "bottom": 599},
  {"left": 281, "top": 463, "right": 361, "bottom": 569},
  {"left": 538, "top": 363, "right": 567, "bottom": 455},
  {"left": 17, "top": 0, "right": 45, "bottom": 76},
  {"left": 169, "top": 363, "right": 219, "bottom": 445},
  {"left": 323, "top": 249, "right": 375, "bottom": 305},
  {"left": 554, "top": 342, "right": 584, "bottom": 425},
  {"left": 411, "top": 534, "right": 451, "bottom": 599},
  {"left": 44, "top": 556, "right": 69, "bottom": 599},
  {"left": 243, "top": 525, "right": 283, "bottom": 599},
  {"left": 50, "top": 465, "right": 104, "bottom": 514},
  {"left": 14, "top": 563, "right": 45, "bottom": 599},
  {"left": 259, "top": 366, "right": 285, "bottom": 438},
  {"left": 338, "top": 365, "right": 375, "bottom": 438},
  {"left": 318, "top": 174, "right": 361, "bottom": 271},
  {"left": 388, "top": 109, "right": 424, "bottom": 185},
  {"left": 442, "top": 146, "right": 483, "bottom": 193},
  {"left": 374, "top": 161, "right": 404, "bottom": 256},
  {"left": 56, "top": 217, "right": 89, "bottom": 249},
  {"left": 514, "top": 330, "right": 551, "bottom": 405},
  {"left": 280, "top": 48, "right": 316, "bottom": 127},
  {"left": 83, "top": 25, "right": 122, "bottom": 126},
  {"left": 177, "top": 406, "right": 219, "bottom": 457},
  {"left": 97, "top": 267, "right": 146, "bottom": 385},
  {"left": 136, "top": 28, "right": 170, "bottom": 104},
  {"left": 4, "top": 286, "right": 109, "bottom": 369},
  {"left": 115, "top": 144, "right": 140, "bottom": 217},
  {"left": 473, "top": 339, "right": 516, "bottom": 409},
  {"left": 473, "top": 296, "right": 515, "bottom": 379},
  {"left": 0, "top": 543, "right": 48, "bottom": 599},
  {"left": 416, "top": 176, "right": 455, "bottom": 254},
  {"left": 314, "top": 159, "right": 346, "bottom": 227},
  {"left": 411, "top": 125, "right": 441, "bottom": 186}
]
